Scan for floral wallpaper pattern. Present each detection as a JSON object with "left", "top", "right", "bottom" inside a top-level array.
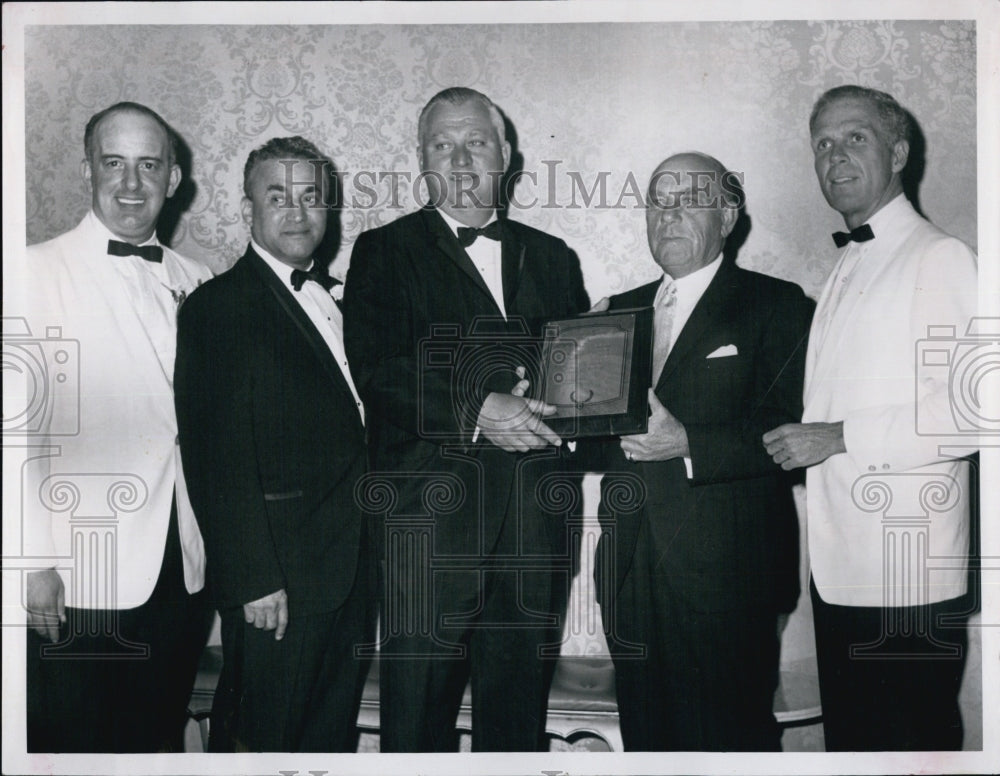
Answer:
[{"left": 25, "top": 21, "right": 976, "bottom": 301}]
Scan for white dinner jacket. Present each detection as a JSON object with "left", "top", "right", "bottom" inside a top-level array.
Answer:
[
  {"left": 803, "top": 195, "right": 978, "bottom": 607},
  {"left": 15, "top": 214, "right": 212, "bottom": 609}
]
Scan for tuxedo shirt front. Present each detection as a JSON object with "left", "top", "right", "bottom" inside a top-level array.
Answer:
[
  {"left": 653, "top": 252, "right": 723, "bottom": 356},
  {"left": 437, "top": 209, "right": 506, "bottom": 318},
  {"left": 251, "top": 240, "right": 364, "bottom": 422}
]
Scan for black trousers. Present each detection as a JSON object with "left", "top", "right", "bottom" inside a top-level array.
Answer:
[
  {"left": 377, "top": 497, "right": 567, "bottom": 753},
  {"left": 378, "top": 566, "right": 564, "bottom": 752},
  {"left": 26, "top": 502, "right": 212, "bottom": 753},
  {"left": 810, "top": 578, "right": 969, "bottom": 751},
  {"left": 209, "top": 548, "right": 376, "bottom": 753},
  {"left": 610, "top": 534, "right": 781, "bottom": 751}
]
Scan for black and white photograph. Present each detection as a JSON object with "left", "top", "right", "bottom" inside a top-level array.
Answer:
[{"left": 2, "top": 2, "right": 997, "bottom": 775}]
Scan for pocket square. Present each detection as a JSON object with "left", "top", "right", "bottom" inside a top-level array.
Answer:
[{"left": 706, "top": 344, "right": 738, "bottom": 359}]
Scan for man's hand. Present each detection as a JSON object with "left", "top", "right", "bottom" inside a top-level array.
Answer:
[
  {"left": 762, "top": 422, "right": 846, "bottom": 470},
  {"left": 26, "top": 568, "right": 65, "bottom": 643},
  {"left": 478, "top": 391, "right": 561, "bottom": 452},
  {"left": 244, "top": 588, "right": 289, "bottom": 640},
  {"left": 620, "top": 389, "right": 689, "bottom": 462},
  {"left": 511, "top": 365, "right": 530, "bottom": 398}
]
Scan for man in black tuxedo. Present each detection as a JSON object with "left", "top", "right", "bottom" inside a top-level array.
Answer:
[
  {"left": 175, "top": 136, "right": 374, "bottom": 751},
  {"left": 594, "top": 152, "right": 814, "bottom": 750},
  {"left": 343, "top": 87, "right": 589, "bottom": 751}
]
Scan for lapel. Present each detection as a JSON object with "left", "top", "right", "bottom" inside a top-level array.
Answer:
[
  {"left": 499, "top": 220, "right": 526, "bottom": 312},
  {"left": 807, "top": 223, "right": 909, "bottom": 400},
  {"left": 803, "top": 256, "right": 844, "bottom": 402},
  {"left": 611, "top": 280, "right": 658, "bottom": 312},
  {"left": 420, "top": 208, "right": 511, "bottom": 316},
  {"left": 657, "top": 260, "right": 739, "bottom": 389},
  {"left": 64, "top": 219, "right": 175, "bottom": 389},
  {"left": 161, "top": 245, "right": 211, "bottom": 296},
  {"left": 243, "top": 247, "right": 353, "bottom": 396}
]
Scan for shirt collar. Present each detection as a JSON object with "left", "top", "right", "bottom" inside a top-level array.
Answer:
[
  {"left": 657, "top": 252, "right": 724, "bottom": 303},
  {"left": 87, "top": 210, "right": 162, "bottom": 248},
  {"left": 437, "top": 208, "right": 498, "bottom": 239},
  {"left": 251, "top": 238, "right": 314, "bottom": 289},
  {"left": 862, "top": 192, "right": 908, "bottom": 238}
]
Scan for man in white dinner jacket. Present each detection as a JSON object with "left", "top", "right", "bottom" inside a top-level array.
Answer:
[
  {"left": 763, "top": 85, "right": 978, "bottom": 751},
  {"left": 15, "top": 101, "right": 213, "bottom": 752}
]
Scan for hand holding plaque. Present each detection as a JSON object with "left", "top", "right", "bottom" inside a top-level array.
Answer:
[{"left": 536, "top": 306, "right": 654, "bottom": 438}]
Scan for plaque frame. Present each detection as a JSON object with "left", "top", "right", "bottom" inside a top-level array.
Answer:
[{"left": 537, "top": 306, "right": 654, "bottom": 439}]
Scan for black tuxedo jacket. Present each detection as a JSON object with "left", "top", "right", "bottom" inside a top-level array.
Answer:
[
  {"left": 175, "top": 246, "right": 367, "bottom": 616},
  {"left": 343, "top": 208, "right": 589, "bottom": 568},
  {"left": 595, "top": 260, "right": 815, "bottom": 614}
]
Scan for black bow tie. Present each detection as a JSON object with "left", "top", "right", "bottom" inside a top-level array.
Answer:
[
  {"left": 290, "top": 266, "right": 339, "bottom": 293},
  {"left": 107, "top": 239, "right": 163, "bottom": 263},
  {"left": 456, "top": 220, "right": 502, "bottom": 248},
  {"left": 832, "top": 223, "right": 875, "bottom": 248}
]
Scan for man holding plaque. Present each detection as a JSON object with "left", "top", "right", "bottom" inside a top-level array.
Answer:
[
  {"left": 343, "top": 87, "right": 589, "bottom": 751},
  {"left": 594, "top": 152, "right": 814, "bottom": 750}
]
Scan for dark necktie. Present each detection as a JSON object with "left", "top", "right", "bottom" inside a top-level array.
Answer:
[
  {"left": 291, "top": 266, "right": 339, "bottom": 293},
  {"left": 456, "top": 220, "right": 502, "bottom": 248},
  {"left": 831, "top": 223, "right": 875, "bottom": 248},
  {"left": 107, "top": 239, "right": 163, "bottom": 263}
]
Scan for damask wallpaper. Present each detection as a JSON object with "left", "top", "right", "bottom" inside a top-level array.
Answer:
[{"left": 24, "top": 20, "right": 976, "bottom": 303}]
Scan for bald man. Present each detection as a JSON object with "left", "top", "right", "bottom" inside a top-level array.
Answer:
[{"left": 592, "top": 152, "right": 814, "bottom": 750}]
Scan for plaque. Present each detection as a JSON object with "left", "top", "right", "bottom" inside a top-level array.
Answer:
[{"left": 537, "top": 306, "right": 654, "bottom": 438}]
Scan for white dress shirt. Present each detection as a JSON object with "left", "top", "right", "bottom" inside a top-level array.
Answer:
[
  {"left": 439, "top": 209, "right": 506, "bottom": 318},
  {"left": 252, "top": 241, "right": 364, "bottom": 423},
  {"left": 653, "top": 252, "right": 724, "bottom": 477},
  {"left": 654, "top": 252, "right": 724, "bottom": 354}
]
